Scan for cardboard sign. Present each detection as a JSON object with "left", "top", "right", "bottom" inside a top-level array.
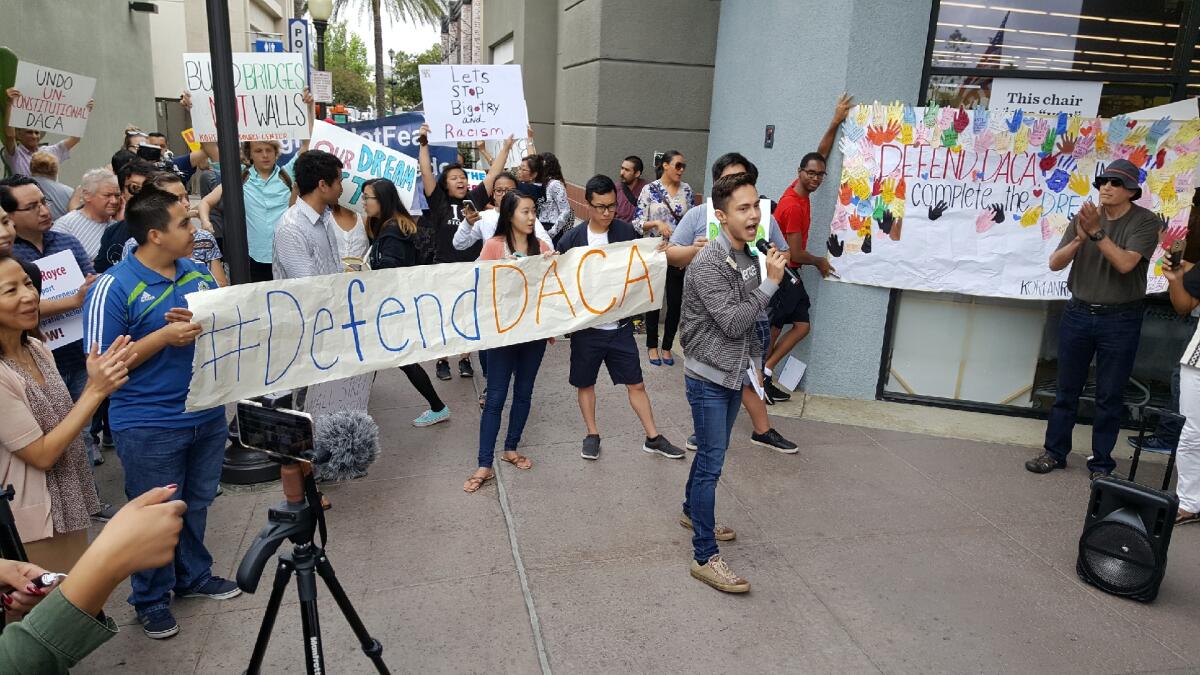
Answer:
[
  {"left": 309, "top": 120, "right": 419, "bottom": 214},
  {"left": 11, "top": 61, "right": 96, "bottom": 137},
  {"left": 33, "top": 250, "right": 84, "bottom": 349},
  {"left": 311, "top": 70, "right": 333, "bottom": 104},
  {"left": 465, "top": 168, "right": 487, "bottom": 189},
  {"left": 183, "top": 52, "right": 310, "bottom": 142},
  {"left": 184, "top": 240, "right": 665, "bottom": 410},
  {"left": 989, "top": 78, "right": 1101, "bottom": 117},
  {"left": 418, "top": 64, "right": 529, "bottom": 143},
  {"left": 827, "top": 103, "right": 1198, "bottom": 299}
]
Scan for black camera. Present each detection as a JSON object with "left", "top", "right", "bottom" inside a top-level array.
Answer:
[{"left": 136, "top": 143, "right": 185, "bottom": 178}]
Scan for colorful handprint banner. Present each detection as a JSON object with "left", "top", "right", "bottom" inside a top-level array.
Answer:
[{"left": 827, "top": 102, "right": 1199, "bottom": 300}]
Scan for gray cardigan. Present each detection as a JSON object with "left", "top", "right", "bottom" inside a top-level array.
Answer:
[{"left": 679, "top": 231, "right": 779, "bottom": 390}]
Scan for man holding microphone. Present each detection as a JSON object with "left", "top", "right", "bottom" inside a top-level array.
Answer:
[{"left": 678, "top": 172, "right": 787, "bottom": 593}]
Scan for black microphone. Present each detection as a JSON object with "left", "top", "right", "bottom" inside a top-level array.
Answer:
[{"left": 755, "top": 239, "right": 799, "bottom": 285}]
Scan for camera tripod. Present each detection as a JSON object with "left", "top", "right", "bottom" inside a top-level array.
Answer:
[{"left": 236, "top": 461, "right": 389, "bottom": 674}]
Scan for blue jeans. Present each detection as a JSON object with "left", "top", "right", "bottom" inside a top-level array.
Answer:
[
  {"left": 478, "top": 340, "right": 546, "bottom": 468},
  {"left": 57, "top": 366, "right": 99, "bottom": 465},
  {"left": 682, "top": 376, "right": 742, "bottom": 563},
  {"left": 113, "top": 415, "right": 227, "bottom": 615},
  {"left": 1044, "top": 304, "right": 1143, "bottom": 473}
]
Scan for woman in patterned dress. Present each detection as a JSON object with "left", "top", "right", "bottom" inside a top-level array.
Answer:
[{"left": 633, "top": 150, "right": 694, "bottom": 366}]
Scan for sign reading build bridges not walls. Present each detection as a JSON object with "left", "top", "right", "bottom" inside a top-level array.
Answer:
[{"left": 827, "top": 102, "right": 1199, "bottom": 300}]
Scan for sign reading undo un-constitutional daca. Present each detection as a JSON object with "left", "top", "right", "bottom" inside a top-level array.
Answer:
[{"left": 184, "top": 240, "right": 665, "bottom": 410}]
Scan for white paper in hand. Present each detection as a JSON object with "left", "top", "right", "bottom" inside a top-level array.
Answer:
[{"left": 747, "top": 361, "right": 766, "bottom": 401}]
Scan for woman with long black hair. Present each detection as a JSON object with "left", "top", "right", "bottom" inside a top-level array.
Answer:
[
  {"left": 363, "top": 178, "right": 451, "bottom": 429},
  {"left": 634, "top": 150, "right": 694, "bottom": 366},
  {"left": 464, "top": 191, "right": 554, "bottom": 493},
  {"left": 538, "top": 152, "right": 575, "bottom": 242}
]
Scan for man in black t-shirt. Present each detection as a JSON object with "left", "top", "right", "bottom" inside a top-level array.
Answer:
[{"left": 1026, "top": 159, "right": 1160, "bottom": 481}]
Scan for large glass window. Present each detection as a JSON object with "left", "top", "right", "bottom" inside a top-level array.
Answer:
[{"left": 882, "top": 0, "right": 1200, "bottom": 418}]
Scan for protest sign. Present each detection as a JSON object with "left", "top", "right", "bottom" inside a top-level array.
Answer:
[
  {"left": 183, "top": 52, "right": 310, "bottom": 142},
  {"left": 181, "top": 127, "right": 201, "bottom": 152},
  {"left": 418, "top": 64, "right": 529, "bottom": 143},
  {"left": 827, "top": 103, "right": 1199, "bottom": 299},
  {"left": 989, "top": 78, "right": 1101, "bottom": 117},
  {"left": 311, "top": 70, "right": 333, "bottom": 104},
  {"left": 11, "top": 61, "right": 95, "bottom": 137},
  {"left": 309, "top": 120, "right": 419, "bottom": 213},
  {"left": 184, "top": 240, "right": 664, "bottom": 410},
  {"left": 33, "top": 250, "right": 84, "bottom": 350},
  {"left": 465, "top": 168, "right": 486, "bottom": 189}
]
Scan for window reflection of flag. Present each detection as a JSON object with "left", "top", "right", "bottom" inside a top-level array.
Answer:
[{"left": 958, "top": 11, "right": 1009, "bottom": 107}]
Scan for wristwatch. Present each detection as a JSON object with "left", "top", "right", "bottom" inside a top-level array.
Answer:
[{"left": 1088, "top": 229, "right": 1107, "bottom": 242}]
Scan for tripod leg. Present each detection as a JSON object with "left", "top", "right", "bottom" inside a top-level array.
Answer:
[
  {"left": 314, "top": 550, "right": 389, "bottom": 674},
  {"left": 246, "top": 557, "right": 296, "bottom": 675},
  {"left": 295, "top": 560, "right": 326, "bottom": 675}
]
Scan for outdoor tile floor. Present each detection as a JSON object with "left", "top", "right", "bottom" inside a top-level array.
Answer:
[{"left": 76, "top": 340, "right": 1200, "bottom": 674}]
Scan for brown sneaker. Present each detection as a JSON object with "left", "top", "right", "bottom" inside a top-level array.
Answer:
[
  {"left": 690, "top": 555, "right": 750, "bottom": 593},
  {"left": 680, "top": 512, "right": 736, "bottom": 541}
]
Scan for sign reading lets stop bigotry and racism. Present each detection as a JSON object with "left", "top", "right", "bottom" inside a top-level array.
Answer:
[
  {"left": 309, "top": 120, "right": 420, "bottom": 213},
  {"left": 184, "top": 240, "right": 665, "bottom": 410},
  {"left": 183, "top": 52, "right": 310, "bottom": 143},
  {"left": 10, "top": 61, "right": 96, "bottom": 137},
  {"left": 826, "top": 102, "right": 1200, "bottom": 300},
  {"left": 418, "top": 64, "right": 529, "bottom": 143}
]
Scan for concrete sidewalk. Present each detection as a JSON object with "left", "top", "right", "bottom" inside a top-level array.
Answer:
[{"left": 77, "top": 340, "right": 1200, "bottom": 674}]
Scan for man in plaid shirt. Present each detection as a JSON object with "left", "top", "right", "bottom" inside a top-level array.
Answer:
[{"left": 678, "top": 173, "right": 787, "bottom": 593}]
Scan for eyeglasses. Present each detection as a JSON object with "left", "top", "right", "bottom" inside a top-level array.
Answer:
[
  {"left": 803, "top": 170, "right": 828, "bottom": 178},
  {"left": 1093, "top": 177, "right": 1127, "bottom": 189},
  {"left": 672, "top": 162, "right": 687, "bottom": 171},
  {"left": 589, "top": 202, "right": 617, "bottom": 213},
  {"left": 12, "top": 198, "right": 49, "bottom": 212}
]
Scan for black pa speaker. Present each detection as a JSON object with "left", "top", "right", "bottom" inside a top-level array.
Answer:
[{"left": 1076, "top": 476, "right": 1178, "bottom": 602}]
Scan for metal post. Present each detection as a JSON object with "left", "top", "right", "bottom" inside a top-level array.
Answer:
[
  {"left": 315, "top": 19, "right": 328, "bottom": 120},
  {"left": 205, "top": 0, "right": 249, "bottom": 285},
  {"left": 206, "top": 0, "right": 277, "bottom": 484}
]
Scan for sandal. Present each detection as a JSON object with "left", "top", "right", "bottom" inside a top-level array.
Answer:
[
  {"left": 463, "top": 471, "right": 494, "bottom": 493},
  {"left": 499, "top": 453, "right": 532, "bottom": 470},
  {"left": 1176, "top": 510, "right": 1200, "bottom": 526}
]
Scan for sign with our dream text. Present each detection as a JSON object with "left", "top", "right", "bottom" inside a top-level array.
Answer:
[
  {"left": 184, "top": 240, "right": 665, "bottom": 410},
  {"left": 418, "top": 64, "right": 529, "bottom": 144},
  {"left": 827, "top": 102, "right": 1199, "bottom": 299},
  {"left": 11, "top": 61, "right": 96, "bottom": 137},
  {"left": 309, "top": 120, "right": 419, "bottom": 214},
  {"left": 183, "top": 52, "right": 310, "bottom": 143}
]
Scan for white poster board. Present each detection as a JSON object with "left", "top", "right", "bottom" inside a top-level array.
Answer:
[
  {"left": 827, "top": 103, "right": 1198, "bottom": 299},
  {"left": 184, "top": 240, "right": 665, "bottom": 410},
  {"left": 418, "top": 64, "right": 529, "bottom": 144},
  {"left": 989, "top": 78, "right": 1101, "bottom": 117},
  {"left": 33, "top": 250, "right": 85, "bottom": 350},
  {"left": 465, "top": 168, "right": 486, "bottom": 189},
  {"left": 311, "top": 70, "right": 333, "bottom": 104},
  {"left": 11, "top": 62, "right": 96, "bottom": 137},
  {"left": 183, "top": 52, "right": 310, "bottom": 142},
  {"left": 309, "top": 120, "right": 419, "bottom": 214}
]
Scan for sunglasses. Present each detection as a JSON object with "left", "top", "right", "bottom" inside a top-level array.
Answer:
[
  {"left": 672, "top": 162, "right": 687, "bottom": 171},
  {"left": 1093, "top": 177, "right": 1129, "bottom": 189}
]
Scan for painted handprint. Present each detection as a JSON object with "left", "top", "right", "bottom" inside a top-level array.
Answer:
[
  {"left": 871, "top": 101, "right": 886, "bottom": 126},
  {"left": 953, "top": 106, "right": 970, "bottom": 133},
  {"left": 1072, "top": 132, "right": 1095, "bottom": 158},
  {"left": 1159, "top": 174, "right": 1177, "bottom": 204},
  {"left": 927, "top": 200, "right": 949, "bottom": 220},
  {"left": 1057, "top": 132, "right": 1077, "bottom": 156},
  {"left": 942, "top": 128, "right": 959, "bottom": 149},
  {"left": 895, "top": 177, "right": 907, "bottom": 200},
  {"left": 887, "top": 100, "right": 904, "bottom": 126},
  {"left": 873, "top": 196, "right": 886, "bottom": 222},
  {"left": 976, "top": 204, "right": 1004, "bottom": 233},
  {"left": 903, "top": 104, "right": 916, "bottom": 127},
  {"left": 1148, "top": 116, "right": 1172, "bottom": 150},
  {"left": 937, "top": 106, "right": 956, "bottom": 131},
  {"left": 827, "top": 233, "right": 845, "bottom": 257},
  {"left": 861, "top": 231, "right": 872, "bottom": 254},
  {"left": 1038, "top": 153, "right": 1057, "bottom": 175},
  {"left": 1030, "top": 118, "right": 1049, "bottom": 146},
  {"left": 1019, "top": 205, "right": 1043, "bottom": 228},
  {"left": 1013, "top": 123, "right": 1030, "bottom": 154},
  {"left": 843, "top": 118, "right": 865, "bottom": 143},
  {"left": 993, "top": 130, "right": 1011, "bottom": 153},
  {"left": 1046, "top": 155, "right": 1077, "bottom": 193},
  {"left": 1006, "top": 109, "right": 1024, "bottom": 133},
  {"left": 838, "top": 181, "right": 853, "bottom": 205},
  {"left": 1176, "top": 169, "right": 1195, "bottom": 191},
  {"left": 1129, "top": 145, "right": 1150, "bottom": 169},
  {"left": 972, "top": 104, "right": 988, "bottom": 134},
  {"left": 1067, "top": 113, "right": 1082, "bottom": 137},
  {"left": 923, "top": 101, "right": 941, "bottom": 127},
  {"left": 850, "top": 174, "right": 871, "bottom": 201},
  {"left": 866, "top": 120, "right": 901, "bottom": 145},
  {"left": 1068, "top": 170, "right": 1090, "bottom": 197},
  {"left": 831, "top": 204, "right": 851, "bottom": 231},
  {"left": 1125, "top": 124, "right": 1149, "bottom": 147},
  {"left": 839, "top": 135, "right": 860, "bottom": 159},
  {"left": 879, "top": 209, "right": 896, "bottom": 235},
  {"left": 881, "top": 177, "right": 897, "bottom": 204},
  {"left": 914, "top": 123, "right": 932, "bottom": 146},
  {"left": 976, "top": 128, "right": 993, "bottom": 150},
  {"left": 901, "top": 123, "right": 914, "bottom": 145},
  {"left": 1107, "top": 115, "right": 1132, "bottom": 146},
  {"left": 853, "top": 103, "right": 870, "bottom": 127}
]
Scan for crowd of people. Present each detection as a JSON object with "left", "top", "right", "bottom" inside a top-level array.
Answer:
[{"left": 1, "top": 77, "right": 1199, "bottom": 666}]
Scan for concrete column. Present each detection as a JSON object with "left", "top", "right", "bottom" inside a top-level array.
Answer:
[{"left": 706, "top": 0, "right": 933, "bottom": 399}]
